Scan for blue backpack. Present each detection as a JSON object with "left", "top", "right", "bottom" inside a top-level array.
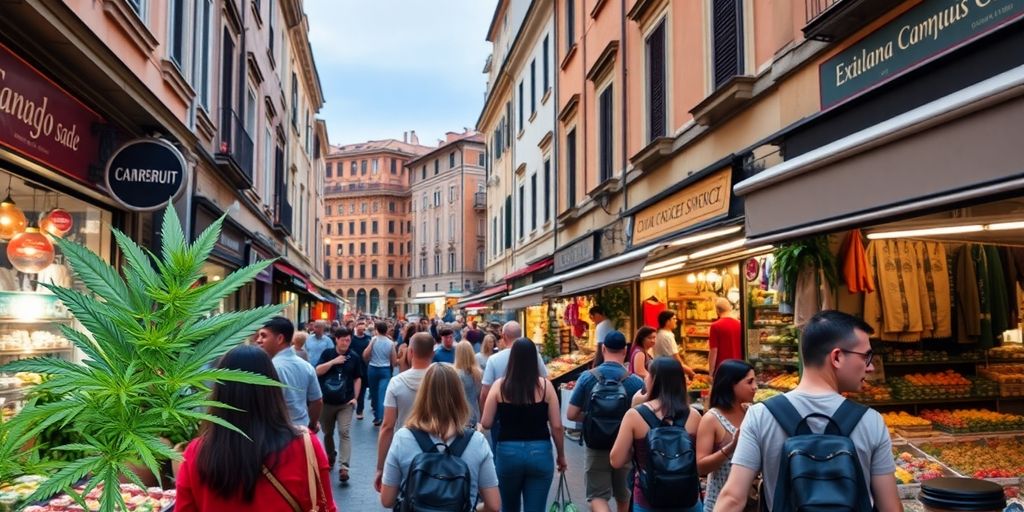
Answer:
[{"left": 762, "top": 396, "right": 873, "bottom": 512}]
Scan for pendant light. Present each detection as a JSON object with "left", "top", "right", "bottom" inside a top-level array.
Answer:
[
  {"left": 39, "top": 193, "right": 72, "bottom": 238},
  {"left": 0, "top": 175, "right": 27, "bottom": 241},
  {"left": 9, "top": 187, "right": 54, "bottom": 273}
]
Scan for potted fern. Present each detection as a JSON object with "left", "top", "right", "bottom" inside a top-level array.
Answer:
[{"left": 0, "top": 205, "right": 285, "bottom": 511}]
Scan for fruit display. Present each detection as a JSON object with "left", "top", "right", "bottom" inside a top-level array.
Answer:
[
  {"left": 890, "top": 370, "right": 971, "bottom": 400},
  {"left": 545, "top": 353, "right": 593, "bottom": 380},
  {"left": 989, "top": 345, "right": 1024, "bottom": 360},
  {"left": 748, "top": 288, "right": 779, "bottom": 307},
  {"left": 845, "top": 381, "right": 892, "bottom": 403},
  {"left": 686, "top": 341, "right": 709, "bottom": 352},
  {"left": 754, "top": 388, "right": 781, "bottom": 402},
  {"left": 882, "top": 348, "right": 985, "bottom": 363},
  {"left": 683, "top": 352, "right": 708, "bottom": 371},
  {"left": 970, "top": 376, "right": 1000, "bottom": 397},
  {"left": 0, "top": 331, "right": 71, "bottom": 352},
  {"left": 883, "top": 411, "right": 933, "bottom": 429},
  {"left": 764, "top": 372, "right": 799, "bottom": 391},
  {"left": 980, "top": 364, "right": 1024, "bottom": 383},
  {"left": 920, "top": 409, "right": 1024, "bottom": 434},
  {"left": 0, "top": 475, "right": 44, "bottom": 511},
  {"left": 893, "top": 450, "right": 951, "bottom": 484},
  {"left": 0, "top": 481, "right": 174, "bottom": 512},
  {"left": 688, "top": 374, "right": 711, "bottom": 391},
  {"left": 917, "top": 437, "right": 1024, "bottom": 479},
  {"left": 757, "top": 344, "right": 797, "bottom": 362}
]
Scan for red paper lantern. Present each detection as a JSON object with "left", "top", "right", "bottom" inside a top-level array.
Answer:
[
  {"left": 8, "top": 227, "right": 54, "bottom": 273},
  {"left": 0, "top": 198, "right": 27, "bottom": 241},
  {"left": 39, "top": 208, "right": 73, "bottom": 238}
]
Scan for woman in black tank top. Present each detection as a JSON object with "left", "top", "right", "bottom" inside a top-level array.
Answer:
[{"left": 481, "top": 338, "right": 567, "bottom": 512}]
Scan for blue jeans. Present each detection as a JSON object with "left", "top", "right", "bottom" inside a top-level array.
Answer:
[
  {"left": 495, "top": 440, "right": 554, "bottom": 512},
  {"left": 367, "top": 366, "right": 392, "bottom": 423},
  {"left": 633, "top": 500, "right": 703, "bottom": 512}
]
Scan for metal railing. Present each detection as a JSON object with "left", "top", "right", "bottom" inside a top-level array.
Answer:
[
  {"left": 805, "top": 0, "right": 841, "bottom": 23},
  {"left": 216, "top": 108, "right": 255, "bottom": 185},
  {"left": 473, "top": 192, "right": 486, "bottom": 209},
  {"left": 275, "top": 197, "right": 293, "bottom": 237},
  {"left": 323, "top": 182, "right": 409, "bottom": 195}
]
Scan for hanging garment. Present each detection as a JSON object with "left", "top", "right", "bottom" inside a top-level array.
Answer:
[
  {"left": 985, "top": 245, "right": 1009, "bottom": 344},
  {"left": 973, "top": 245, "right": 994, "bottom": 348},
  {"left": 793, "top": 265, "right": 836, "bottom": 328},
  {"left": 643, "top": 299, "right": 666, "bottom": 329},
  {"left": 841, "top": 229, "right": 874, "bottom": 293},
  {"left": 920, "top": 242, "right": 952, "bottom": 339},
  {"left": 1000, "top": 247, "right": 1020, "bottom": 327},
  {"left": 864, "top": 240, "right": 924, "bottom": 341},
  {"left": 863, "top": 241, "right": 883, "bottom": 336},
  {"left": 956, "top": 244, "right": 982, "bottom": 344}
]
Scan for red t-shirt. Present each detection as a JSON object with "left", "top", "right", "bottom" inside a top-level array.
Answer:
[
  {"left": 175, "top": 434, "right": 337, "bottom": 512},
  {"left": 642, "top": 300, "right": 666, "bottom": 329},
  {"left": 709, "top": 316, "right": 742, "bottom": 373}
]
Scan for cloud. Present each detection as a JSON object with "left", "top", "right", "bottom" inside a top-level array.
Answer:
[{"left": 306, "top": 0, "right": 496, "bottom": 145}]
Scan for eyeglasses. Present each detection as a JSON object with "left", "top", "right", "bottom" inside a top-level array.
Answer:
[{"left": 840, "top": 349, "right": 874, "bottom": 367}]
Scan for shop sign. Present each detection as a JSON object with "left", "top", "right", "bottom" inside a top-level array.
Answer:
[
  {"left": 631, "top": 169, "right": 732, "bottom": 246},
  {"left": 104, "top": 138, "right": 187, "bottom": 211},
  {"left": 0, "top": 42, "right": 104, "bottom": 184},
  {"left": 820, "top": 0, "right": 1024, "bottom": 108},
  {"left": 554, "top": 233, "right": 598, "bottom": 274},
  {"left": 246, "top": 242, "right": 274, "bottom": 283}
]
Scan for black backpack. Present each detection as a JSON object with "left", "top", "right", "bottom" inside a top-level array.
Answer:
[
  {"left": 635, "top": 405, "right": 699, "bottom": 509},
  {"left": 763, "top": 395, "right": 873, "bottom": 512},
  {"left": 582, "top": 369, "right": 630, "bottom": 450},
  {"left": 397, "top": 429, "right": 475, "bottom": 512}
]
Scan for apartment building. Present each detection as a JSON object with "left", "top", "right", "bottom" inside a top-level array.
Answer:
[
  {"left": 324, "top": 134, "right": 432, "bottom": 317},
  {"left": 409, "top": 131, "right": 488, "bottom": 313}
]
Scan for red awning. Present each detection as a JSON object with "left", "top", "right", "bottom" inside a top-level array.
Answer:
[
  {"left": 502, "top": 258, "right": 553, "bottom": 281},
  {"left": 274, "top": 261, "right": 312, "bottom": 289},
  {"left": 455, "top": 284, "right": 508, "bottom": 307}
]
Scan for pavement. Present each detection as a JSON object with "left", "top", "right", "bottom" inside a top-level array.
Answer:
[{"left": 322, "top": 410, "right": 589, "bottom": 511}]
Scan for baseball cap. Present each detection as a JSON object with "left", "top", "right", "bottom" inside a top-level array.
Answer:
[{"left": 603, "top": 331, "right": 627, "bottom": 350}]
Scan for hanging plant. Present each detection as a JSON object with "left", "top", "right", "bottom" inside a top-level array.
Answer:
[
  {"left": 597, "top": 286, "right": 632, "bottom": 329},
  {"left": 769, "top": 235, "right": 839, "bottom": 306}
]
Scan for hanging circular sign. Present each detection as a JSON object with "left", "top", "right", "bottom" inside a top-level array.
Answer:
[
  {"left": 8, "top": 227, "right": 54, "bottom": 273},
  {"left": 104, "top": 138, "right": 187, "bottom": 211},
  {"left": 744, "top": 257, "right": 761, "bottom": 281},
  {"left": 39, "top": 208, "right": 73, "bottom": 238}
]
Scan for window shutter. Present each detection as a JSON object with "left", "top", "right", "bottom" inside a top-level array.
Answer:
[
  {"left": 647, "top": 21, "right": 667, "bottom": 139},
  {"left": 599, "top": 86, "right": 614, "bottom": 182},
  {"left": 712, "top": 0, "right": 744, "bottom": 89},
  {"left": 566, "top": 130, "right": 577, "bottom": 208},
  {"left": 504, "top": 196, "right": 512, "bottom": 249}
]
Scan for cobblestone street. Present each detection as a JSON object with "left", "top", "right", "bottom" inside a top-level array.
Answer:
[{"left": 325, "top": 413, "right": 588, "bottom": 510}]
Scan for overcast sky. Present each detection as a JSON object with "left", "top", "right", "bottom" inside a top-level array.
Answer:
[{"left": 305, "top": 0, "right": 496, "bottom": 147}]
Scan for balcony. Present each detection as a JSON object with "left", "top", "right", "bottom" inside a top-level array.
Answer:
[
  {"left": 322, "top": 182, "right": 410, "bottom": 197},
  {"left": 215, "top": 108, "right": 255, "bottom": 189},
  {"left": 803, "top": 0, "right": 893, "bottom": 42},
  {"left": 274, "top": 197, "right": 293, "bottom": 237},
  {"left": 473, "top": 192, "right": 486, "bottom": 211}
]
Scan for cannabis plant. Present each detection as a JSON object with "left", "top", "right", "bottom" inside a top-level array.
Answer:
[{"left": 0, "top": 205, "right": 285, "bottom": 511}]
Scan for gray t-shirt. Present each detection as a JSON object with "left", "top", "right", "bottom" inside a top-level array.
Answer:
[
  {"left": 481, "top": 348, "right": 548, "bottom": 386},
  {"left": 382, "top": 428, "right": 498, "bottom": 505},
  {"left": 384, "top": 368, "right": 427, "bottom": 429},
  {"left": 459, "top": 371, "right": 482, "bottom": 426},
  {"left": 368, "top": 335, "right": 395, "bottom": 367},
  {"left": 271, "top": 347, "right": 322, "bottom": 427},
  {"left": 731, "top": 391, "right": 896, "bottom": 509}
]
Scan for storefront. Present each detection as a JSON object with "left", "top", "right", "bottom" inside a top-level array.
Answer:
[{"left": 272, "top": 260, "right": 324, "bottom": 325}]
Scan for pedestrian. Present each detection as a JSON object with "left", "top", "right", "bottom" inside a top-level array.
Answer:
[
  {"left": 380, "top": 362, "right": 501, "bottom": 512},
  {"left": 653, "top": 311, "right": 696, "bottom": 379},
  {"left": 397, "top": 323, "right": 418, "bottom": 373},
  {"left": 476, "top": 334, "right": 496, "bottom": 370},
  {"left": 455, "top": 340, "right": 483, "bottom": 428},
  {"left": 174, "top": 345, "right": 336, "bottom": 512},
  {"left": 567, "top": 331, "right": 645, "bottom": 512},
  {"left": 481, "top": 339, "right": 566, "bottom": 512},
  {"left": 610, "top": 356, "right": 702, "bottom": 512},
  {"left": 375, "top": 332, "right": 434, "bottom": 493},
  {"left": 466, "top": 321, "right": 485, "bottom": 352},
  {"left": 696, "top": 359, "right": 756, "bottom": 511},
  {"left": 314, "top": 327, "right": 363, "bottom": 484},
  {"left": 433, "top": 326, "right": 457, "bottom": 363},
  {"left": 589, "top": 306, "right": 613, "bottom": 344},
  {"left": 628, "top": 326, "right": 657, "bottom": 379},
  {"left": 306, "top": 321, "right": 334, "bottom": 367},
  {"left": 480, "top": 322, "right": 548, "bottom": 448},
  {"left": 256, "top": 317, "right": 322, "bottom": 431},
  {"left": 362, "top": 321, "right": 398, "bottom": 427},
  {"left": 292, "top": 331, "right": 309, "bottom": 361},
  {"left": 708, "top": 298, "right": 742, "bottom": 377},
  {"left": 348, "top": 320, "right": 372, "bottom": 420},
  {"left": 712, "top": 311, "right": 900, "bottom": 511}
]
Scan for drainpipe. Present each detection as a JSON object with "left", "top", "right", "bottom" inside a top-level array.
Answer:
[
  {"left": 552, "top": 2, "right": 560, "bottom": 251},
  {"left": 620, "top": 0, "right": 628, "bottom": 214}
]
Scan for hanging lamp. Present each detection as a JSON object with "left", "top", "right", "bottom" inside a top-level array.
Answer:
[
  {"left": 0, "top": 175, "right": 27, "bottom": 241},
  {"left": 9, "top": 187, "right": 54, "bottom": 273}
]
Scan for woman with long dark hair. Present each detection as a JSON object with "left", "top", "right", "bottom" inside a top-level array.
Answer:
[
  {"left": 176, "top": 345, "right": 336, "bottom": 512},
  {"left": 481, "top": 338, "right": 566, "bottom": 512},
  {"left": 629, "top": 326, "right": 657, "bottom": 379},
  {"left": 610, "top": 356, "right": 702, "bottom": 512},
  {"left": 696, "top": 359, "right": 757, "bottom": 511}
]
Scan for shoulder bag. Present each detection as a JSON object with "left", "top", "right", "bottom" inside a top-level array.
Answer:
[{"left": 263, "top": 430, "right": 326, "bottom": 512}]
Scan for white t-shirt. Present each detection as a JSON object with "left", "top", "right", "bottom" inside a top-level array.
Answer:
[
  {"left": 481, "top": 348, "right": 548, "bottom": 386},
  {"left": 731, "top": 391, "right": 896, "bottom": 509},
  {"left": 594, "top": 319, "right": 614, "bottom": 344},
  {"left": 382, "top": 428, "right": 498, "bottom": 505}
]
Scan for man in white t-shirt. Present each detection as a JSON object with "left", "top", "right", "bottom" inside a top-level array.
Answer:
[
  {"left": 713, "top": 311, "right": 900, "bottom": 512},
  {"left": 589, "top": 306, "right": 613, "bottom": 346},
  {"left": 374, "top": 332, "right": 434, "bottom": 492}
]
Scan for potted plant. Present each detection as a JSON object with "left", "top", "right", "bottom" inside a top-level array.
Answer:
[
  {"left": 0, "top": 205, "right": 284, "bottom": 511},
  {"left": 769, "top": 235, "right": 838, "bottom": 307}
]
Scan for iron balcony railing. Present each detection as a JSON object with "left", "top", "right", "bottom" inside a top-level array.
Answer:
[{"left": 216, "top": 108, "right": 255, "bottom": 188}]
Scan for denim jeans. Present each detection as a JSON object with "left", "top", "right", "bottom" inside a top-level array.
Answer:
[
  {"left": 367, "top": 366, "right": 392, "bottom": 423},
  {"left": 495, "top": 440, "right": 554, "bottom": 512},
  {"left": 633, "top": 499, "right": 703, "bottom": 512}
]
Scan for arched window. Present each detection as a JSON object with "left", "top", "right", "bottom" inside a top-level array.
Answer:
[
  {"left": 369, "top": 289, "right": 381, "bottom": 316},
  {"left": 356, "top": 288, "right": 367, "bottom": 313}
]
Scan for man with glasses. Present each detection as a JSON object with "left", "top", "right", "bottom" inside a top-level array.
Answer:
[{"left": 712, "top": 310, "right": 900, "bottom": 512}]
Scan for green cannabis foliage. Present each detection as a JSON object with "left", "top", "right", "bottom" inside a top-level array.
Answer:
[{"left": 0, "top": 205, "right": 285, "bottom": 511}]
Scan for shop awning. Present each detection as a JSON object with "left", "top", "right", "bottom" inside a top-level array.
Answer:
[
  {"left": 274, "top": 261, "right": 313, "bottom": 289},
  {"left": 501, "top": 288, "right": 550, "bottom": 310},
  {"left": 735, "top": 65, "right": 1024, "bottom": 244},
  {"left": 502, "top": 257, "right": 553, "bottom": 281},
  {"left": 455, "top": 284, "right": 508, "bottom": 308},
  {"left": 557, "top": 246, "right": 656, "bottom": 296}
]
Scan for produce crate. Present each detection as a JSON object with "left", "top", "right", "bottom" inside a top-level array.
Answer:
[{"left": 1001, "top": 382, "right": 1024, "bottom": 398}]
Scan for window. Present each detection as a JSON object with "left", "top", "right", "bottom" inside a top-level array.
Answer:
[
  {"left": 420, "top": 258, "right": 427, "bottom": 276},
  {"left": 348, "top": 264, "right": 353, "bottom": 279},
  {"left": 361, "top": 202, "right": 367, "bottom": 213},
  {"left": 326, "top": 163, "right": 333, "bottom": 178},
  {"left": 646, "top": 19, "right": 668, "bottom": 140},
  {"left": 263, "top": 129, "right": 272, "bottom": 206},
  {"left": 372, "top": 201, "right": 379, "bottom": 213},
  {"left": 359, "top": 264, "right": 366, "bottom": 279},
  {"left": 348, "top": 222, "right": 355, "bottom": 234},
  {"left": 290, "top": 73, "right": 298, "bottom": 127},
  {"left": 371, "top": 263, "right": 378, "bottom": 278},
  {"left": 390, "top": 158, "right": 397, "bottom": 174},
  {"left": 350, "top": 161, "right": 357, "bottom": 176},
  {"left": 530, "top": 60, "right": 536, "bottom": 115},
  {"left": 245, "top": 85, "right": 257, "bottom": 135},
  {"left": 518, "top": 184, "right": 525, "bottom": 239},
  {"left": 360, "top": 221, "right": 366, "bottom": 234},
  {"left": 422, "top": 166, "right": 427, "bottom": 180},
  {"left": 504, "top": 195, "right": 512, "bottom": 249},
  {"left": 335, "top": 265, "right": 343, "bottom": 279},
  {"left": 168, "top": 0, "right": 186, "bottom": 68},
  {"left": 435, "top": 218, "right": 440, "bottom": 240},
  {"left": 449, "top": 153, "right": 455, "bottom": 168},
  {"left": 448, "top": 252, "right": 456, "bottom": 273},
  {"left": 492, "top": 217, "right": 498, "bottom": 256},
  {"left": 325, "top": 205, "right": 332, "bottom": 215},
  {"left": 434, "top": 189, "right": 441, "bottom": 207},
  {"left": 712, "top": 0, "right": 745, "bottom": 89},
  {"left": 388, "top": 220, "right": 395, "bottom": 233},
  {"left": 348, "top": 242, "right": 354, "bottom": 254},
  {"left": 336, "top": 245, "right": 343, "bottom": 256},
  {"left": 326, "top": 224, "right": 332, "bottom": 235},
  {"left": 434, "top": 254, "right": 441, "bottom": 274},
  {"left": 372, "top": 242, "right": 378, "bottom": 254},
  {"left": 434, "top": 159, "right": 439, "bottom": 175},
  {"left": 566, "top": 129, "right": 577, "bottom": 208},
  {"left": 449, "top": 185, "right": 456, "bottom": 203},
  {"left": 598, "top": 85, "right": 614, "bottom": 182},
  {"left": 518, "top": 81, "right": 524, "bottom": 131},
  {"left": 566, "top": 0, "right": 575, "bottom": 50},
  {"left": 478, "top": 152, "right": 486, "bottom": 166},
  {"left": 448, "top": 215, "right": 455, "bottom": 238},
  {"left": 477, "top": 248, "right": 485, "bottom": 271},
  {"left": 530, "top": 173, "right": 537, "bottom": 231},
  {"left": 324, "top": 244, "right": 331, "bottom": 257},
  {"left": 372, "top": 159, "right": 379, "bottom": 174},
  {"left": 126, "top": 0, "right": 144, "bottom": 15},
  {"left": 387, "top": 263, "right": 395, "bottom": 278},
  {"left": 324, "top": 264, "right": 331, "bottom": 280},
  {"left": 388, "top": 242, "right": 395, "bottom": 254},
  {"left": 543, "top": 159, "right": 551, "bottom": 223},
  {"left": 542, "top": 35, "right": 550, "bottom": 92},
  {"left": 389, "top": 201, "right": 396, "bottom": 212},
  {"left": 193, "top": 0, "right": 212, "bottom": 109},
  {"left": 360, "top": 160, "right": 367, "bottom": 174},
  {"left": 349, "top": 203, "right": 355, "bottom": 214},
  {"left": 360, "top": 242, "right": 366, "bottom": 254},
  {"left": 371, "top": 221, "right": 378, "bottom": 234}
]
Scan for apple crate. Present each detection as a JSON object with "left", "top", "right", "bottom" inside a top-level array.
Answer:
[{"left": 1000, "top": 382, "right": 1024, "bottom": 398}]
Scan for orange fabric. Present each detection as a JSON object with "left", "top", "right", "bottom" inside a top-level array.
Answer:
[{"left": 843, "top": 229, "right": 874, "bottom": 293}]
